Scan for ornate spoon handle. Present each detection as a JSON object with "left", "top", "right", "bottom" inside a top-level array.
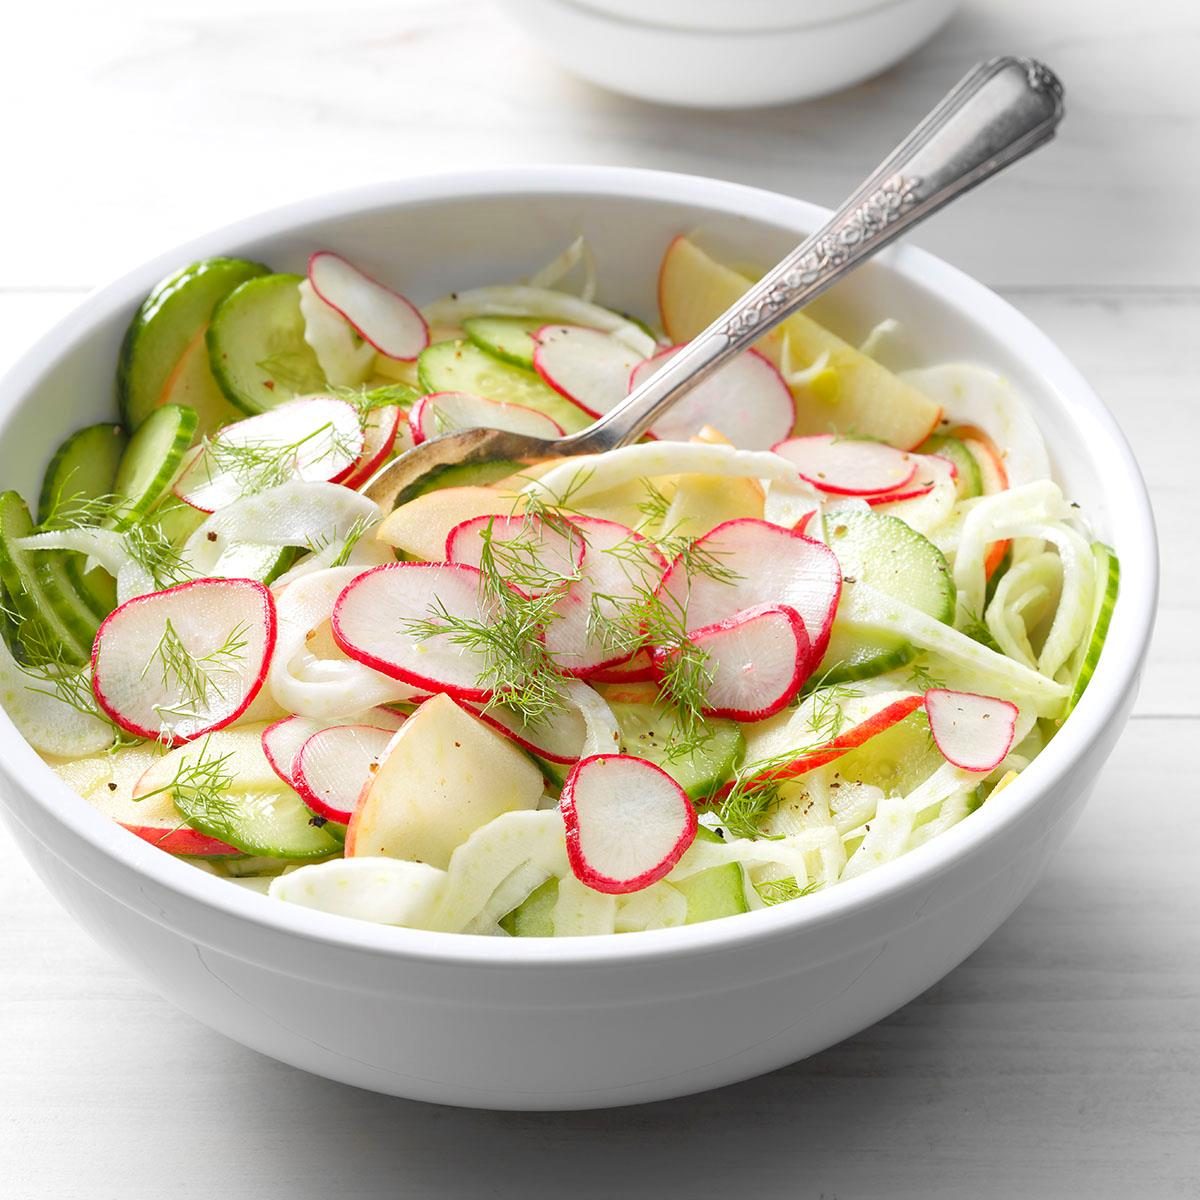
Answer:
[{"left": 565, "top": 56, "right": 1064, "bottom": 453}]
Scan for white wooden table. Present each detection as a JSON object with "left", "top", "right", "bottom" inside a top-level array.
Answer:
[{"left": 2, "top": 1, "right": 1197, "bottom": 1195}]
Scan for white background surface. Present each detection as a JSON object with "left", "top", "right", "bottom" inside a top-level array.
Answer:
[{"left": 1, "top": 1, "right": 1197, "bottom": 1196}]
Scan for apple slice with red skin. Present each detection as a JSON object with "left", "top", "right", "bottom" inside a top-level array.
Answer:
[
  {"left": 294, "top": 723, "right": 399, "bottom": 824},
  {"left": 771, "top": 434, "right": 919, "bottom": 496},
  {"left": 340, "top": 406, "right": 405, "bottom": 491},
  {"left": 174, "top": 397, "right": 364, "bottom": 512},
  {"left": 656, "top": 517, "right": 841, "bottom": 662},
  {"left": 91, "top": 577, "right": 276, "bottom": 745},
  {"left": 561, "top": 754, "right": 698, "bottom": 895},
  {"left": 262, "top": 706, "right": 406, "bottom": 788},
  {"left": 924, "top": 688, "right": 1019, "bottom": 772},
  {"left": 444, "top": 513, "right": 584, "bottom": 594},
  {"left": 532, "top": 324, "right": 646, "bottom": 419},
  {"left": 332, "top": 561, "right": 508, "bottom": 701},
  {"left": 410, "top": 391, "right": 565, "bottom": 444},
  {"left": 655, "top": 603, "right": 813, "bottom": 722},
  {"left": 628, "top": 346, "right": 794, "bottom": 449},
  {"left": 307, "top": 251, "right": 428, "bottom": 361},
  {"left": 544, "top": 516, "right": 668, "bottom": 678}
]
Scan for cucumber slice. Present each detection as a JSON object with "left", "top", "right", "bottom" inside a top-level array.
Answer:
[
  {"left": 417, "top": 340, "right": 591, "bottom": 434},
  {"left": 207, "top": 274, "right": 326, "bottom": 414},
  {"left": 400, "top": 458, "right": 525, "bottom": 505},
  {"left": 499, "top": 877, "right": 558, "bottom": 937},
  {"left": 610, "top": 700, "right": 744, "bottom": 800},
  {"left": 111, "top": 405, "right": 199, "bottom": 528},
  {"left": 825, "top": 708, "right": 942, "bottom": 795},
  {"left": 917, "top": 433, "right": 983, "bottom": 500},
  {"left": 1064, "top": 542, "right": 1119, "bottom": 715},
  {"left": 674, "top": 826, "right": 749, "bottom": 924},
  {"left": 462, "top": 316, "right": 549, "bottom": 370},
  {"left": 179, "top": 784, "right": 342, "bottom": 860},
  {"left": 37, "top": 423, "right": 128, "bottom": 525},
  {"left": 118, "top": 257, "right": 270, "bottom": 430},
  {"left": 69, "top": 558, "right": 118, "bottom": 621},
  {"left": 819, "top": 511, "right": 955, "bottom": 685},
  {"left": 0, "top": 492, "right": 91, "bottom": 665}
]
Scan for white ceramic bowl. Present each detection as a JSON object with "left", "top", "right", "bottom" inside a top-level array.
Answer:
[
  {"left": 498, "top": 0, "right": 961, "bottom": 108},
  {"left": 0, "top": 168, "right": 1156, "bottom": 1110}
]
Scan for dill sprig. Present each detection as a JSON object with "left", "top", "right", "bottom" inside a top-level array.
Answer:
[
  {"left": 136, "top": 735, "right": 240, "bottom": 843},
  {"left": 756, "top": 877, "right": 822, "bottom": 906},
  {"left": 142, "top": 620, "right": 250, "bottom": 734},
  {"left": 906, "top": 658, "right": 946, "bottom": 692},
  {"left": 330, "top": 382, "right": 421, "bottom": 414},
  {"left": 203, "top": 420, "right": 359, "bottom": 497}
]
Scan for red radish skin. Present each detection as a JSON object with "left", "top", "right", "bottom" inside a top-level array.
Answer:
[
  {"left": 587, "top": 648, "right": 658, "bottom": 684},
  {"left": 307, "top": 251, "right": 428, "bottom": 361},
  {"left": 91, "top": 578, "right": 276, "bottom": 745},
  {"left": 444, "top": 513, "right": 585, "bottom": 592},
  {"left": 772, "top": 434, "right": 918, "bottom": 496},
  {"left": 863, "top": 453, "right": 957, "bottom": 507},
  {"left": 294, "top": 723, "right": 397, "bottom": 824},
  {"left": 532, "top": 325, "right": 646, "bottom": 419},
  {"left": 561, "top": 754, "right": 698, "bottom": 895},
  {"left": 657, "top": 603, "right": 812, "bottom": 721},
  {"left": 459, "top": 699, "right": 588, "bottom": 765},
  {"left": 656, "top": 517, "right": 841, "bottom": 662},
  {"left": 629, "top": 346, "right": 794, "bottom": 449},
  {"left": 924, "top": 688, "right": 1019, "bottom": 772},
  {"left": 340, "top": 405, "right": 404, "bottom": 491},
  {"left": 410, "top": 391, "right": 565, "bottom": 445},
  {"left": 331, "top": 561, "right": 508, "bottom": 701},
  {"left": 262, "top": 708, "right": 406, "bottom": 788}
]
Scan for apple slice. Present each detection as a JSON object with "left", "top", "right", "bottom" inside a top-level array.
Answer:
[
  {"left": 544, "top": 517, "right": 668, "bottom": 677},
  {"left": 340, "top": 405, "right": 405, "bottom": 491},
  {"left": 262, "top": 706, "right": 406, "bottom": 788},
  {"left": 307, "top": 251, "right": 429, "bottom": 361},
  {"left": 91, "top": 578, "right": 275, "bottom": 745},
  {"left": 659, "top": 603, "right": 812, "bottom": 721},
  {"left": 376, "top": 485, "right": 519, "bottom": 561},
  {"left": 628, "top": 346, "right": 794, "bottom": 449},
  {"left": 560, "top": 754, "right": 697, "bottom": 895},
  {"left": 532, "top": 324, "right": 646, "bottom": 418},
  {"left": 294, "top": 723, "right": 398, "bottom": 824},
  {"left": 924, "top": 688, "right": 1019, "bottom": 772},
  {"left": 332, "top": 561, "right": 503, "bottom": 700},
  {"left": 771, "top": 434, "right": 918, "bottom": 496},
  {"left": 444, "top": 513, "right": 584, "bottom": 593},
  {"left": 346, "top": 693, "right": 543, "bottom": 868},
  {"left": 657, "top": 517, "right": 841, "bottom": 661},
  {"left": 410, "top": 391, "right": 565, "bottom": 444},
  {"left": 174, "top": 397, "right": 364, "bottom": 512}
]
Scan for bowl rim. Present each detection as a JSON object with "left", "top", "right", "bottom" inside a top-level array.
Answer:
[{"left": 0, "top": 165, "right": 1158, "bottom": 968}]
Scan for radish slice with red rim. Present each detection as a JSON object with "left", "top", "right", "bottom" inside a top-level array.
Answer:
[
  {"left": 658, "top": 603, "right": 812, "bottom": 721},
  {"left": 460, "top": 699, "right": 587, "bottom": 764},
  {"left": 586, "top": 648, "right": 657, "bottom": 684},
  {"left": 91, "top": 578, "right": 276, "bottom": 745},
  {"left": 657, "top": 517, "right": 841, "bottom": 662},
  {"left": 561, "top": 754, "right": 697, "bottom": 894},
  {"left": 628, "top": 346, "right": 794, "bottom": 449},
  {"left": 544, "top": 517, "right": 667, "bottom": 677},
  {"left": 307, "top": 251, "right": 429, "bottom": 361},
  {"left": 294, "top": 723, "right": 398, "bottom": 824},
  {"left": 445, "top": 513, "right": 584, "bottom": 594},
  {"left": 262, "top": 707, "right": 405, "bottom": 788},
  {"left": 772, "top": 434, "right": 918, "bottom": 496},
  {"left": 532, "top": 325, "right": 646, "bottom": 419},
  {"left": 174, "top": 397, "right": 364, "bottom": 512},
  {"left": 340, "top": 406, "right": 404, "bottom": 491},
  {"left": 862, "top": 452, "right": 956, "bottom": 506},
  {"left": 410, "top": 391, "right": 565, "bottom": 444},
  {"left": 332, "top": 562, "right": 505, "bottom": 701},
  {"left": 924, "top": 688, "right": 1019, "bottom": 772}
]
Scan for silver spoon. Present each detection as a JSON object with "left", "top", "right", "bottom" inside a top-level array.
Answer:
[{"left": 364, "top": 56, "right": 1064, "bottom": 511}]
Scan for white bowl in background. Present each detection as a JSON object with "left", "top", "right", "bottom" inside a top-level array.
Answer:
[
  {"left": 568, "top": 0, "right": 896, "bottom": 33},
  {"left": 498, "top": 0, "right": 961, "bottom": 108},
  {"left": 0, "top": 168, "right": 1156, "bottom": 1110}
]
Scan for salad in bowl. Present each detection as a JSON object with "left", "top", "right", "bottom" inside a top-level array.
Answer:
[{"left": 0, "top": 233, "right": 1118, "bottom": 939}]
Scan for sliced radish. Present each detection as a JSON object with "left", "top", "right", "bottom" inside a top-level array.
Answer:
[
  {"left": 410, "top": 391, "right": 565, "bottom": 444},
  {"left": 532, "top": 325, "right": 646, "bottom": 419},
  {"left": 657, "top": 518, "right": 841, "bottom": 661},
  {"left": 772, "top": 434, "right": 918, "bottom": 496},
  {"left": 332, "top": 562, "right": 504, "bottom": 701},
  {"left": 869, "top": 453, "right": 959, "bottom": 533},
  {"left": 340, "top": 405, "right": 404, "bottom": 491},
  {"left": 460, "top": 699, "right": 587, "bottom": 764},
  {"left": 298, "top": 277, "right": 375, "bottom": 387},
  {"left": 308, "top": 251, "right": 429, "bottom": 362},
  {"left": 174, "top": 397, "right": 364, "bottom": 512},
  {"left": 445, "top": 513, "right": 583, "bottom": 594},
  {"left": 544, "top": 517, "right": 668, "bottom": 678},
  {"left": 659, "top": 603, "right": 812, "bottom": 721},
  {"left": 91, "top": 578, "right": 275, "bottom": 745},
  {"left": 560, "top": 754, "right": 697, "bottom": 895},
  {"left": 262, "top": 707, "right": 405, "bottom": 788},
  {"left": 586, "top": 648, "right": 657, "bottom": 684},
  {"left": 628, "top": 346, "right": 794, "bottom": 449},
  {"left": 925, "top": 688, "right": 1019, "bottom": 772},
  {"left": 294, "top": 723, "right": 398, "bottom": 824}
]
